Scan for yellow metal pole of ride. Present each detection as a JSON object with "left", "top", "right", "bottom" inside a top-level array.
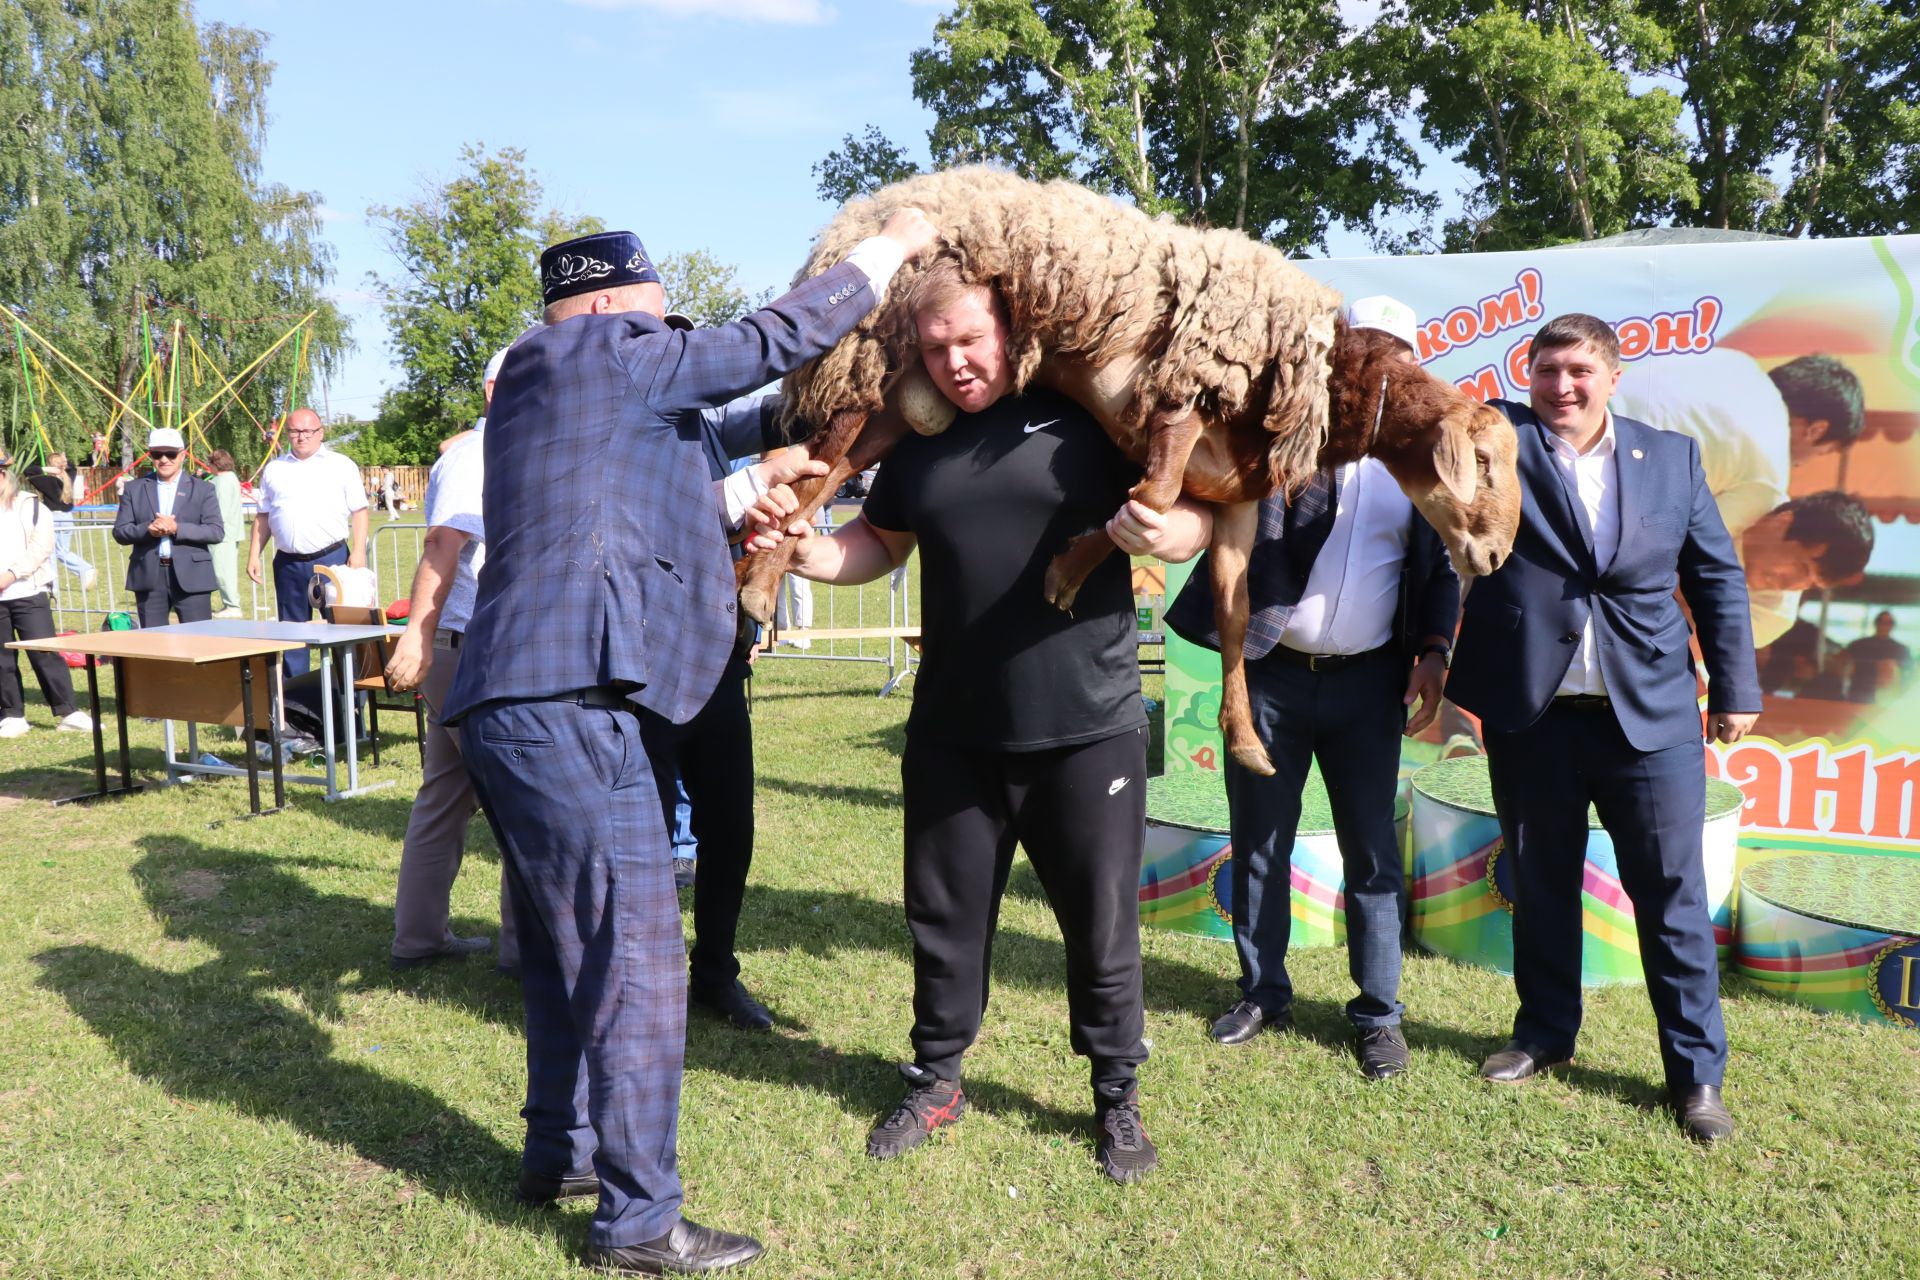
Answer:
[{"left": 174, "top": 312, "right": 314, "bottom": 435}]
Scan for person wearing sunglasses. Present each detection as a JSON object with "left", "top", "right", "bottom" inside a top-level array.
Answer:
[{"left": 112, "top": 427, "right": 225, "bottom": 627}]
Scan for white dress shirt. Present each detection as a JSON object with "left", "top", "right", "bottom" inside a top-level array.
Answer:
[
  {"left": 1279, "top": 457, "right": 1414, "bottom": 656},
  {"left": 155, "top": 475, "right": 180, "bottom": 559},
  {"left": 1546, "top": 414, "right": 1621, "bottom": 696},
  {"left": 424, "top": 420, "right": 486, "bottom": 634},
  {"left": 255, "top": 447, "right": 368, "bottom": 554}
]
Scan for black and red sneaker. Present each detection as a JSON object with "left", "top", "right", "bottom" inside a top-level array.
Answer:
[
  {"left": 866, "top": 1064, "right": 966, "bottom": 1160},
  {"left": 1093, "top": 1097, "right": 1157, "bottom": 1183}
]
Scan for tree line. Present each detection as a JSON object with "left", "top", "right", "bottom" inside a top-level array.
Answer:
[{"left": 815, "top": 0, "right": 1919, "bottom": 255}]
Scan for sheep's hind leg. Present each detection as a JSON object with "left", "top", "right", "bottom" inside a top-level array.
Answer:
[
  {"left": 737, "top": 406, "right": 873, "bottom": 625},
  {"left": 1043, "top": 405, "right": 1203, "bottom": 612},
  {"left": 1209, "top": 499, "right": 1273, "bottom": 777}
]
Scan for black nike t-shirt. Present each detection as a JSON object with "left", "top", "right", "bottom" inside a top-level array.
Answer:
[{"left": 862, "top": 388, "right": 1146, "bottom": 751}]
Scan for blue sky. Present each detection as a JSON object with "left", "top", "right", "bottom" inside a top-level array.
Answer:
[{"left": 197, "top": 0, "right": 961, "bottom": 418}]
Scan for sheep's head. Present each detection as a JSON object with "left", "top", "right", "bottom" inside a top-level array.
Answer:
[{"left": 1328, "top": 325, "right": 1521, "bottom": 579}]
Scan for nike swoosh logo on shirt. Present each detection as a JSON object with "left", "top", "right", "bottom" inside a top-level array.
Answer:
[
  {"left": 1024, "top": 419, "right": 1060, "bottom": 434},
  {"left": 1108, "top": 777, "right": 1131, "bottom": 795}
]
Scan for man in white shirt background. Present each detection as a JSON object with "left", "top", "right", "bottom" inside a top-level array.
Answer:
[
  {"left": 1156, "top": 296, "right": 1461, "bottom": 1081},
  {"left": 246, "top": 407, "right": 369, "bottom": 675}
]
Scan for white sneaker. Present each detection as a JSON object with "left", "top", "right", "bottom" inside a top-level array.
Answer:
[
  {"left": 80, "top": 566, "right": 98, "bottom": 591},
  {"left": 214, "top": 606, "right": 243, "bottom": 619},
  {"left": 0, "top": 717, "right": 30, "bottom": 738},
  {"left": 58, "top": 710, "right": 94, "bottom": 732},
  {"left": 782, "top": 637, "right": 813, "bottom": 651}
]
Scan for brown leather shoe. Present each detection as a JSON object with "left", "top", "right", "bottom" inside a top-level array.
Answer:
[
  {"left": 1670, "top": 1084, "right": 1734, "bottom": 1143},
  {"left": 585, "top": 1218, "right": 764, "bottom": 1274},
  {"left": 1478, "top": 1040, "right": 1573, "bottom": 1083}
]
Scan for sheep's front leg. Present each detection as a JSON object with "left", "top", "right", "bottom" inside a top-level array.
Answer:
[
  {"left": 1209, "top": 499, "right": 1273, "bottom": 777},
  {"left": 1043, "top": 405, "right": 1203, "bottom": 612},
  {"left": 737, "top": 405, "right": 875, "bottom": 624}
]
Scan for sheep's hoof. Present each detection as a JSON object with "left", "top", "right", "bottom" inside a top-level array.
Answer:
[
  {"left": 1042, "top": 561, "right": 1081, "bottom": 613},
  {"left": 1228, "top": 740, "right": 1275, "bottom": 777},
  {"left": 738, "top": 583, "right": 777, "bottom": 627}
]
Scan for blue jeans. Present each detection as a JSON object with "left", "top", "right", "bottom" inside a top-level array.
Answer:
[
  {"left": 52, "top": 511, "right": 92, "bottom": 580},
  {"left": 1223, "top": 646, "right": 1408, "bottom": 1029},
  {"left": 271, "top": 544, "right": 348, "bottom": 676}
]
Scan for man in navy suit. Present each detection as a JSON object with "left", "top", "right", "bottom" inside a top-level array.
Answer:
[
  {"left": 1159, "top": 298, "right": 1459, "bottom": 1081},
  {"left": 446, "top": 212, "right": 935, "bottom": 1276},
  {"left": 112, "top": 426, "right": 224, "bottom": 627},
  {"left": 1446, "top": 313, "right": 1761, "bottom": 1143}
]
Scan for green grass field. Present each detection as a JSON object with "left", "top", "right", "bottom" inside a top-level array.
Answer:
[{"left": 2, "top": 651, "right": 1918, "bottom": 1278}]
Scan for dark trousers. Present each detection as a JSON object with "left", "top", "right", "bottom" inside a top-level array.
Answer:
[
  {"left": 674, "top": 669, "right": 754, "bottom": 992},
  {"left": 272, "top": 545, "right": 347, "bottom": 676},
  {"left": 901, "top": 726, "right": 1149, "bottom": 1098},
  {"left": 462, "top": 696, "right": 686, "bottom": 1248},
  {"left": 1223, "top": 645, "right": 1407, "bottom": 1028},
  {"left": 1484, "top": 702, "right": 1725, "bottom": 1087},
  {"left": 134, "top": 560, "right": 214, "bottom": 628},
  {"left": 0, "top": 592, "right": 77, "bottom": 719}
]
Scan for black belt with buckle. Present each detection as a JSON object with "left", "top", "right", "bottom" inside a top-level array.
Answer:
[
  {"left": 1555, "top": 694, "right": 1612, "bottom": 711},
  {"left": 157, "top": 555, "right": 172, "bottom": 565},
  {"left": 278, "top": 540, "right": 346, "bottom": 563},
  {"left": 542, "top": 686, "right": 636, "bottom": 710},
  {"left": 1267, "top": 643, "right": 1390, "bottom": 673}
]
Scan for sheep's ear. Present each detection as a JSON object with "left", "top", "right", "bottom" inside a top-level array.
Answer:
[{"left": 1432, "top": 422, "right": 1478, "bottom": 505}]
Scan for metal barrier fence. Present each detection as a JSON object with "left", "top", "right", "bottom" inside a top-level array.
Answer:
[
  {"left": 47, "top": 511, "right": 275, "bottom": 632},
  {"left": 371, "top": 510, "right": 918, "bottom": 695}
]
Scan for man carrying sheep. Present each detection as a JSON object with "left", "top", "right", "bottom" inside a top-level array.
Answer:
[{"left": 785, "top": 261, "right": 1207, "bottom": 1184}]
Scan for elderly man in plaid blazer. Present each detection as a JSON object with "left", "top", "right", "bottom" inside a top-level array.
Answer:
[{"left": 447, "top": 211, "right": 936, "bottom": 1276}]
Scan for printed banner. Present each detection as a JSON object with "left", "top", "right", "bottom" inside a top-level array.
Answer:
[{"left": 1163, "top": 236, "right": 1920, "bottom": 917}]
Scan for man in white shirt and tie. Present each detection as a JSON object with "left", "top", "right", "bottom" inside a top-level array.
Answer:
[
  {"left": 1446, "top": 313, "right": 1761, "bottom": 1142},
  {"left": 1155, "top": 296, "right": 1461, "bottom": 1080},
  {"left": 246, "top": 407, "right": 369, "bottom": 675}
]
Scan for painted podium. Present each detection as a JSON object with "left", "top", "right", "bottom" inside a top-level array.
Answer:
[
  {"left": 1409, "top": 755, "right": 1746, "bottom": 984},
  {"left": 1138, "top": 768, "right": 1408, "bottom": 946},
  {"left": 1735, "top": 855, "right": 1920, "bottom": 1029}
]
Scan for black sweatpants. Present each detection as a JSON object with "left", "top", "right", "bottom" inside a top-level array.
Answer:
[
  {"left": 675, "top": 667, "right": 756, "bottom": 992},
  {"left": 0, "top": 592, "right": 77, "bottom": 719},
  {"left": 901, "top": 725, "right": 1149, "bottom": 1098}
]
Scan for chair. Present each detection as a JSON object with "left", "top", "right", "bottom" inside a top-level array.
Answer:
[{"left": 326, "top": 603, "right": 426, "bottom": 767}]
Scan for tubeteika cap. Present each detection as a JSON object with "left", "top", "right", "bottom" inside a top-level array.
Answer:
[{"left": 540, "top": 231, "right": 662, "bottom": 306}]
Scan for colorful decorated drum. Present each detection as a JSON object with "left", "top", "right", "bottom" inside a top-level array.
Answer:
[
  {"left": 1408, "top": 755, "right": 1745, "bottom": 985},
  {"left": 1735, "top": 855, "right": 1920, "bottom": 1029},
  {"left": 1139, "top": 769, "right": 1407, "bottom": 947}
]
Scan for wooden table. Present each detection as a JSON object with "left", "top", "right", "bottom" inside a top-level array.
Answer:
[
  {"left": 7, "top": 630, "right": 302, "bottom": 819},
  {"left": 145, "top": 620, "right": 403, "bottom": 802}
]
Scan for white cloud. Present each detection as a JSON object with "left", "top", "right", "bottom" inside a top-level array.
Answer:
[
  {"left": 562, "top": 0, "right": 835, "bottom": 23},
  {"left": 314, "top": 204, "right": 358, "bottom": 225}
]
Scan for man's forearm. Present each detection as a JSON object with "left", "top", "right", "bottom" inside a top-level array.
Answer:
[
  {"left": 403, "top": 530, "right": 465, "bottom": 636},
  {"left": 349, "top": 508, "right": 369, "bottom": 559},
  {"left": 249, "top": 516, "right": 272, "bottom": 559},
  {"left": 790, "top": 519, "right": 908, "bottom": 585}
]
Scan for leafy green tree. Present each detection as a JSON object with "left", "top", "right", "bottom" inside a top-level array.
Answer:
[
  {"left": 0, "top": 1, "right": 345, "bottom": 469},
  {"left": 820, "top": 0, "right": 1427, "bottom": 253},
  {"left": 366, "top": 144, "right": 600, "bottom": 461},
  {"left": 813, "top": 125, "right": 923, "bottom": 204},
  {"left": 1389, "top": 0, "right": 1695, "bottom": 251},
  {"left": 658, "top": 250, "right": 774, "bottom": 329}
]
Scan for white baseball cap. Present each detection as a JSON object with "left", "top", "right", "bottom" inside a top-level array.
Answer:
[
  {"left": 482, "top": 345, "right": 513, "bottom": 386},
  {"left": 147, "top": 427, "right": 186, "bottom": 451},
  {"left": 1345, "top": 295, "right": 1420, "bottom": 353}
]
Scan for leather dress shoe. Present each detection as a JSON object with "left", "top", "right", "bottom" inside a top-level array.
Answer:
[
  {"left": 584, "top": 1218, "right": 764, "bottom": 1275},
  {"left": 690, "top": 979, "right": 774, "bottom": 1031},
  {"left": 1356, "top": 1026, "right": 1410, "bottom": 1079},
  {"left": 1670, "top": 1084, "right": 1735, "bottom": 1143},
  {"left": 515, "top": 1166, "right": 597, "bottom": 1205},
  {"left": 1479, "top": 1040, "right": 1573, "bottom": 1082},
  {"left": 1208, "top": 999, "right": 1292, "bottom": 1045},
  {"left": 390, "top": 934, "right": 492, "bottom": 971}
]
